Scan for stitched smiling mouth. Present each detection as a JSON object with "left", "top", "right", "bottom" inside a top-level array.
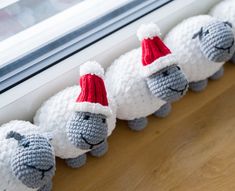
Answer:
[
  {"left": 168, "top": 84, "right": 188, "bottom": 95},
  {"left": 26, "top": 165, "right": 54, "bottom": 180},
  {"left": 80, "top": 134, "right": 104, "bottom": 149},
  {"left": 214, "top": 39, "right": 234, "bottom": 53}
]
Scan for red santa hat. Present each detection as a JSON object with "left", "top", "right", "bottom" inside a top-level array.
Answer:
[
  {"left": 137, "top": 22, "right": 177, "bottom": 77},
  {"left": 70, "top": 61, "right": 112, "bottom": 116}
]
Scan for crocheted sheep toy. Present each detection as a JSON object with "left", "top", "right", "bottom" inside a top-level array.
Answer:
[
  {"left": 0, "top": 120, "right": 55, "bottom": 191},
  {"left": 164, "top": 15, "right": 235, "bottom": 92},
  {"left": 210, "top": 0, "right": 235, "bottom": 63},
  {"left": 34, "top": 61, "right": 116, "bottom": 169},
  {"left": 105, "top": 23, "right": 188, "bottom": 131}
]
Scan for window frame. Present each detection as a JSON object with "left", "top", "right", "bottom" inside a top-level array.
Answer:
[
  {"left": 0, "top": 0, "right": 172, "bottom": 93},
  {"left": 0, "top": 0, "right": 222, "bottom": 124}
]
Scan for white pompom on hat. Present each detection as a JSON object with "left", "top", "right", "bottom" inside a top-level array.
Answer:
[
  {"left": 137, "top": 23, "right": 177, "bottom": 77},
  {"left": 79, "top": 61, "right": 105, "bottom": 79},
  {"left": 137, "top": 22, "right": 161, "bottom": 41}
]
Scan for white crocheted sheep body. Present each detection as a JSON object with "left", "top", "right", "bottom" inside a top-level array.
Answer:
[
  {"left": 0, "top": 121, "right": 38, "bottom": 191},
  {"left": 105, "top": 48, "right": 166, "bottom": 120},
  {"left": 164, "top": 15, "right": 224, "bottom": 83},
  {"left": 34, "top": 85, "right": 116, "bottom": 159},
  {"left": 210, "top": 0, "right": 235, "bottom": 32}
]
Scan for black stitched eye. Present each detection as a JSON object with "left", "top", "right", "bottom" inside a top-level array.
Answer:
[
  {"left": 176, "top": 66, "right": 181, "bottom": 70},
  {"left": 162, "top": 70, "right": 169, "bottom": 77},
  {"left": 22, "top": 141, "right": 30, "bottom": 148},
  {"left": 204, "top": 30, "right": 209, "bottom": 36},
  {"left": 47, "top": 142, "right": 52, "bottom": 147},
  {"left": 84, "top": 115, "right": 90, "bottom": 120},
  {"left": 102, "top": 118, "right": 106, "bottom": 123}
]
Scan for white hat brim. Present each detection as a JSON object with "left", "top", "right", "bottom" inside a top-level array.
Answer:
[
  {"left": 69, "top": 102, "right": 112, "bottom": 117},
  {"left": 142, "top": 54, "right": 177, "bottom": 77}
]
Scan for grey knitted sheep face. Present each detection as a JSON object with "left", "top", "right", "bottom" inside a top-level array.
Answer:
[
  {"left": 66, "top": 111, "right": 108, "bottom": 150},
  {"left": 6, "top": 131, "right": 55, "bottom": 189},
  {"left": 146, "top": 64, "right": 188, "bottom": 102},
  {"left": 192, "top": 21, "right": 235, "bottom": 62}
]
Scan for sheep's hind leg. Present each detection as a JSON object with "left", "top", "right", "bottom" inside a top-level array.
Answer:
[
  {"left": 189, "top": 79, "right": 208, "bottom": 92},
  {"left": 38, "top": 181, "right": 52, "bottom": 191},
  {"left": 209, "top": 67, "right": 224, "bottom": 80},
  {"left": 231, "top": 53, "right": 235, "bottom": 64},
  {"left": 154, "top": 102, "right": 172, "bottom": 118},
  {"left": 65, "top": 154, "right": 87, "bottom": 168},
  {"left": 128, "top": 117, "right": 148, "bottom": 131},
  {"left": 90, "top": 140, "right": 108, "bottom": 157}
]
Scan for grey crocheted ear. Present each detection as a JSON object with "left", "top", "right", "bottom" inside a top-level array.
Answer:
[
  {"left": 6, "top": 131, "right": 25, "bottom": 142},
  {"left": 192, "top": 27, "right": 203, "bottom": 40},
  {"left": 224, "top": 21, "right": 232, "bottom": 28}
]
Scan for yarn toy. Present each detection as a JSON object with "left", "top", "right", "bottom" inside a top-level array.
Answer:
[
  {"left": 164, "top": 15, "right": 235, "bottom": 92},
  {"left": 105, "top": 23, "right": 188, "bottom": 131},
  {"left": 34, "top": 61, "right": 116, "bottom": 168},
  {"left": 210, "top": 0, "right": 235, "bottom": 63},
  {"left": 0, "top": 120, "right": 55, "bottom": 191}
]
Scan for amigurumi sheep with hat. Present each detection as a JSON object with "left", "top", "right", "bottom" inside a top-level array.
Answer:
[
  {"left": 164, "top": 15, "right": 235, "bottom": 92},
  {"left": 210, "top": 0, "right": 235, "bottom": 63},
  {"left": 34, "top": 61, "right": 116, "bottom": 168},
  {"left": 105, "top": 23, "right": 188, "bottom": 131},
  {"left": 0, "top": 120, "right": 55, "bottom": 191}
]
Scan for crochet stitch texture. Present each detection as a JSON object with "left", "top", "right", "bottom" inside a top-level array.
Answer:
[
  {"left": 105, "top": 48, "right": 188, "bottom": 121},
  {"left": 34, "top": 85, "right": 116, "bottom": 159},
  {"left": 164, "top": 15, "right": 235, "bottom": 83},
  {"left": 0, "top": 121, "right": 55, "bottom": 191}
]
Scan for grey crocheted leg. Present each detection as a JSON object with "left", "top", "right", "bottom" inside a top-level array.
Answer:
[
  {"left": 65, "top": 154, "right": 87, "bottom": 168},
  {"left": 231, "top": 53, "right": 235, "bottom": 64},
  {"left": 90, "top": 140, "right": 108, "bottom": 157},
  {"left": 38, "top": 181, "right": 52, "bottom": 191},
  {"left": 189, "top": 79, "right": 208, "bottom": 92},
  {"left": 209, "top": 67, "right": 224, "bottom": 80},
  {"left": 154, "top": 102, "right": 172, "bottom": 118},
  {"left": 128, "top": 117, "right": 148, "bottom": 131}
]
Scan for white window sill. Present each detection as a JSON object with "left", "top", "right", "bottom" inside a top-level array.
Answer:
[{"left": 0, "top": 0, "right": 221, "bottom": 124}]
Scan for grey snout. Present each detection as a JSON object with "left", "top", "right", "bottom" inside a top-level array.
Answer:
[{"left": 66, "top": 112, "right": 108, "bottom": 150}]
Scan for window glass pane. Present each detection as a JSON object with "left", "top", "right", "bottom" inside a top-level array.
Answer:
[
  {"left": 0, "top": 0, "right": 172, "bottom": 93},
  {"left": 0, "top": 0, "right": 131, "bottom": 42}
]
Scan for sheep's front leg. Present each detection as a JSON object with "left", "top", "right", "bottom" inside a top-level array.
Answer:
[
  {"left": 38, "top": 181, "right": 52, "bottom": 191},
  {"left": 90, "top": 140, "right": 108, "bottom": 157},
  {"left": 209, "top": 66, "right": 224, "bottom": 80},
  {"left": 128, "top": 117, "right": 148, "bottom": 131},
  {"left": 65, "top": 154, "right": 87, "bottom": 168},
  {"left": 189, "top": 79, "right": 208, "bottom": 92},
  {"left": 154, "top": 102, "right": 172, "bottom": 118},
  {"left": 231, "top": 54, "right": 235, "bottom": 64}
]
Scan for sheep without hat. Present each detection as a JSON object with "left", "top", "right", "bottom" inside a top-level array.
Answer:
[
  {"left": 210, "top": 0, "right": 235, "bottom": 63},
  {"left": 164, "top": 15, "right": 235, "bottom": 91},
  {"left": 0, "top": 120, "right": 55, "bottom": 191}
]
